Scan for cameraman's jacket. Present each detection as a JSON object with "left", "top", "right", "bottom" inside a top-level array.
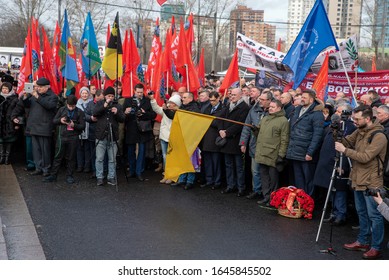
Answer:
[
  {"left": 93, "top": 100, "right": 125, "bottom": 141},
  {"left": 53, "top": 106, "right": 85, "bottom": 141},
  {"left": 343, "top": 120, "right": 387, "bottom": 190},
  {"left": 123, "top": 96, "right": 156, "bottom": 145}
]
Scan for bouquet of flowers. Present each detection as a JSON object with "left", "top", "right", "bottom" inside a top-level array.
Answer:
[{"left": 270, "top": 186, "right": 314, "bottom": 219}]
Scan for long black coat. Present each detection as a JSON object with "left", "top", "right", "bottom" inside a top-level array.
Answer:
[
  {"left": 23, "top": 90, "right": 58, "bottom": 137},
  {"left": 218, "top": 100, "right": 250, "bottom": 155},
  {"left": 201, "top": 102, "right": 226, "bottom": 153},
  {"left": 0, "top": 93, "right": 18, "bottom": 140},
  {"left": 313, "top": 120, "right": 356, "bottom": 191},
  {"left": 123, "top": 96, "right": 156, "bottom": 145}
]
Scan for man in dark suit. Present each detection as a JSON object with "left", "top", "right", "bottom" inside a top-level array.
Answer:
[{"left": 219, "top": 88, "right": 250, "bottom": 197}]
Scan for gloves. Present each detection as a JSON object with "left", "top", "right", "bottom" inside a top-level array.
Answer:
[{"left": 250, "top": 125, "right": 259, "bottom": 138}]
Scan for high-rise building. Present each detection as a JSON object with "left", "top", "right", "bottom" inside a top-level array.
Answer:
[
  {"left": 373, "top": 0, "right": 389, "bottom": 48},
  {"left": 287, "top": 0, "right": 361, "bottom": 48},
  {"left": 229, "top": 5, "right": 276, "bottom": 51},
  {"left": 327, "top": 0, "right": 362, "bottom": 40}
]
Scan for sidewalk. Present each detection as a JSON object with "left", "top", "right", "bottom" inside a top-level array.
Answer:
[{"left": 0, "top": 165, "right": 45, "bottom": 260}]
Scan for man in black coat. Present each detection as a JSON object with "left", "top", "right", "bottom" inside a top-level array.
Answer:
[
  {"left": 94, "top": 87, "right": 125, "bottom": 186},
  {"left": 123, "top": 83, "right": 157, "bottom": 181},
  {"left": 14, "top": 77, "right": 58, "bottom": 176},
  {"left": 219, "top": 87, "right": 250, "bottom": 197},
  {"left": 201, "top": 91, "right": 226, "bottom": 189},
  {"left": 43, "top": 95, "right": 85, "bottom": 184}
]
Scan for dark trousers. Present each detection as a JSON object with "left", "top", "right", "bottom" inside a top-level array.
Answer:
[
  {"left": 224, "top": 153, "right": 245, "bottom": 191},
  {"left": 203, "top": 151, "right": 222, "bottom": 186},
  {"left": 77, "top": 139, "right": 91, "bottom": 170},
  {"left": 259, "top": 164, "right": 278, "bottom": 199},
  {"left": 292, "top": 160, "right": 316, "bottom": 196},
  {"left": 51, "top": 139, "right": 78, "bottom": 176},
  {"left": 31, "top": 135, "right": 52, "bottom": 173}
]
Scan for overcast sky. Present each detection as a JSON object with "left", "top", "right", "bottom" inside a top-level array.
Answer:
[{"left": 246, "top": 0, "right": 288, "bottom": 39}]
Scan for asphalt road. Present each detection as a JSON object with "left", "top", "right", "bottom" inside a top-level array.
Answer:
[{"left": 12, "top": 160, "right": 389, "bottom": 260}]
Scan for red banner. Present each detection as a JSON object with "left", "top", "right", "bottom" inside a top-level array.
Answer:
[{"left": 300, "top": 70, "right": 389, "bottom": 100}]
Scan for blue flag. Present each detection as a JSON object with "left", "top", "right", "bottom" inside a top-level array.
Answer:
[
  {"left": 80, "top": 12, "right": 102, "bottom": 79},
  {"left": 60, "top": 9, "right": 79, "bottom": 90},
  {"left": 282, "top": 0, "right": 338, "bottom": 89}
]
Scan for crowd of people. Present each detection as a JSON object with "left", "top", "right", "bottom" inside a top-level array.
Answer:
[{"left": 1, "top": 73, "right": 389, "bottom": 259}]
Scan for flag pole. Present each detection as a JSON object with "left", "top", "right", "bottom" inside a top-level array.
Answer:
[
  {"left": 115, "top": 13, "right": 119, "bottom": 99},
  {"left": 166, "top": 71, "right": 169, "bottom": 96},
  {"left": 130, "top": 71, "right": 133, "bottom": 97},
  {"left": 185, "top": 64, "right": 190, "bottom": 92},
  {"left": 88, "top": 56, "right": 91, "bottom": 86},
  {"left": 338, "top": 52, "right": 358, "bottom": 104}
]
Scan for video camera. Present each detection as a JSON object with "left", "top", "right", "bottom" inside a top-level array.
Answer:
[
  {"left": 330, "top": 110, "right": 352, "bottom": 141},
  {"left": 365, "top": 187, "right": 387, "bottom": 198},
  {"left": 131, "top": 97, "right": 142, "bottom": 116}
]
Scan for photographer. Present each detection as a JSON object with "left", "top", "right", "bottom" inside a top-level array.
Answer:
[
  {"left": 43, "top": 95, "right": 85, "bottom": 184},
  {"left": 314, "top": 103, "right": 356, "bottom": 226},
  {"left": 123, "top": 83, "right": 156, "bottom": 181},
  {"left": 335, "top": 105, "right": 387, "bottom": 259},
  {"left": 94, "top": 87, "right": 125, "bottom": 186}
]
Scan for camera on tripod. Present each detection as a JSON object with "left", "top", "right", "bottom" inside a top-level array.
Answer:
[
  {"left": 331, "top": 110, "right": 352, "bottom": 141},
  {"left": 365, "top": 187, "right": 387, "bottom": 198}
]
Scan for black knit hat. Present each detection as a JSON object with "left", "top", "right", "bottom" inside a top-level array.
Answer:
[{"left": 104, "top": 86, "right": 115, "bottom": 96}]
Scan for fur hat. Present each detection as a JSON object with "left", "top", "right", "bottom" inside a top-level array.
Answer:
[{"left": 168, "top": 95, "right": 182, "bottom": 107}]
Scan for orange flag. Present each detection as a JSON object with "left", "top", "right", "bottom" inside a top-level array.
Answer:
[
  {"left": 372, "top": 55, "right": 377, "bottom": 72},
  {"left": 312, "top": 53, "right": 329, "bottom": 101},
  {"left": 219, "top": 49, "right": 240, "bottom": 94}
]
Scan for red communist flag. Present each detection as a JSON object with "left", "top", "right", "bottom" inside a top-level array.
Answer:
[
  {"left": 197, "top": 48, "right": 205, "bottom": 87},
  {"left": 219, "top": 49, "right": 239, "bottom": 94},
  {"left": 157, "top": 0, "right": 167, "bottom": 6}
]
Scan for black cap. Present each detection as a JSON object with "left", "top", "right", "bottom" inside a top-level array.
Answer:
[
  {"left": 36, "top": 77, "right": 50, "bottom": 86},
  {"left": 1, "top": 74, "right": 14, "bottom": 84},
  {"left": 104, "top": 86, "right": 115, "bottom": 96}
]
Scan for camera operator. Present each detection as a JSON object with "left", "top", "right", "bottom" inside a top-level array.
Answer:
[
  {"left": 123, "top": 83, "right": 156, "bottom": 181},
  {"left": 43, "top": 95, "right": 85, "bottom": 184},
  {"left": 314, "top": 103, "right": 356, "bottom": 226},
  {"left": 335, "top": 105, "right": 387, "bottom": 259},
  {"left": 93, "top": 87, "right": 125, "bottom": 186}
]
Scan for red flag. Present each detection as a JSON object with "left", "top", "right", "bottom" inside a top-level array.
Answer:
[
  {"left": 312, "top": 53, "right": 329, "bottom": 101},
  {"left": 31, "top": 17, "right": 43, "bottom": 79},
  {"left": 145, "top": 18, "right": 162, "bottom": 90},
  {"left": 372, "top": 55, "right": 377, "bottom": 72},
  {"left": 175, "top": 19, "right": 200, "bottom": 95},
  {"left": 105, "top": 23, "right": 110, "bottom": 48},
  {"left": 277, "top": 38, "right": 282, "bottom": 51},
  {"left": 75, "top": 53, "right": 88, "bottom": 97},
  {"left": 219, "top": 49, "right": 240, "bottom": 94},
  {"left": 17, "top": 27, "right": 33, "bottom": 94},
  {"left": 157, "top": 0, "right": 167, "bottom": 6},
  {"left": 185, "top": 14, "right": 195, "bottom": 55},
  {"left": 41, "top": 27, "right": 60, "bottom": 94},
  {"left": 52, "top": 21, "right": 62, "bottom": 92},
  {"left": 197, "top": 48, "right": 205, "bottom": 87},
  {"left": 121, "top": 29, "right": 142, "bottom": 97}
]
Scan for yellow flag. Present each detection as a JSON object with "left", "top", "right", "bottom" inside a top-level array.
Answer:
[{"left": 165, "top": 110, "right": 215, "bottom": 181}]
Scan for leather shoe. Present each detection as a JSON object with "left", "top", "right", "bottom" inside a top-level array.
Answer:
[
  {"left": 200, "top": 183, "right": 212, "bottom": 188},
  {"left": 246, "top": 192, "right": 260, "bottom": 199},
  {"left": 363, "top": 248, "right": 382, "bottom": 259},
  {"left": 323, "top": 216, "right": 335, "bottom": 223},
  {"left": 43, "top": 175, "right": 57, "bottom": 182},
  {"left": 221, "top": 188, "right": 234, "bottom": 194},
  {"left": 30, "top": 170, "right": 43, "bottom": 176},
  {"left": 257, "top": 198, "right": 269, "bottom": 205},
  {"left": 184, "top": 183, "right": 194, "bottom": 190},
  {"left": 237, "top": 191, "right": 246, "bottom": 197},
  {"left": 171, "top": 182, "right": 184, "bottom": 187},
  {"left": 343, "top": 241, "right": 369, "bottom": 252},
  {"left": 332, "top": 218, "right": 346, "bottom": 226},
  {"left": 137, "top": 175, "right": 145, "bottom": 182}
]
